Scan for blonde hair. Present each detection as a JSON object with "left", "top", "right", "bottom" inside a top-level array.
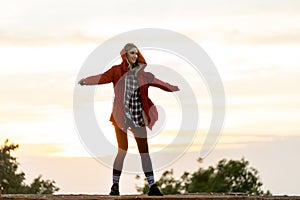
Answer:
[{"left": 123, "top": 43, "right": 138, "bottom": 53}]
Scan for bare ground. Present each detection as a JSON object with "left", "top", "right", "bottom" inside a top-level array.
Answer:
[{"left": 1, "top": 194, "right": 300, "bottom": 200}]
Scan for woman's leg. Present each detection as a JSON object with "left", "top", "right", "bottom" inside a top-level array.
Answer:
[
  {"left": 112, "top": 126, "right": 128, "bottom": 185},
  {"left": 132, "top": 126, "right": 155, "bottom": 187},
  {"left": 130, "top": 124, "right": 163, "bottom": 196}
]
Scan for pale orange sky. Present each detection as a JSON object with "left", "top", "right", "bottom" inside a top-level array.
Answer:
[{"left": 1, "top": 0, "right": 300, "bottom": 195}]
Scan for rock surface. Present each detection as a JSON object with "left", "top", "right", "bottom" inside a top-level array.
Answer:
[{"left": 1, "top": 194, "right": 300, "bottom": 200}]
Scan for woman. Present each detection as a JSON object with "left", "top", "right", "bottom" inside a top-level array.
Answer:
[{"left": 78, "top": 43, "right": 179, "bottom": 196}]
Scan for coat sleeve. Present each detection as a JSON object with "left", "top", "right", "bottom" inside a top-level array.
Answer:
[
  {"left": 83, "top": 67, "right": 114, "bottom": 85},
  {"left": 148, "top": 75, "right": 179, "bottom": 92}
]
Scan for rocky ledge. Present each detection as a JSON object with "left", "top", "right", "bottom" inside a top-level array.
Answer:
[{"left": 1, "top": 193, "right": 300, "bottom": 200}]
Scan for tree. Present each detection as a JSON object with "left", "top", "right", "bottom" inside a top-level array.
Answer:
[
  {"left": 210, "top": 158, "right": 266, "bottom": 195},
  {"left": 0, "top": 139, "right": 59, "bottom": 194},
  {"left": 136, "top": 158, "right": 271, "bottom": 195}
]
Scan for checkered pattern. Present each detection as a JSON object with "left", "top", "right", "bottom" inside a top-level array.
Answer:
[{"left": 124, "top": 69, "right": 145, "bottom": 127}]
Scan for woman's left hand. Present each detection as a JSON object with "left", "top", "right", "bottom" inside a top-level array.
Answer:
[{"left": 78, "top": 78, "right": 86, "bottom": 86}]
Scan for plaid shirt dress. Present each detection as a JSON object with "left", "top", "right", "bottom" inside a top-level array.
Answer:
[{"left": 124, "top": 68, "right": 145, "bottom": 127}]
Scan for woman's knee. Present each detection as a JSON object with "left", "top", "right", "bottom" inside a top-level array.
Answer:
[
  {"left": 116, "top": 148, "right": 128, "bottom": 157},
  {"left": 115, "top": 126, "right": 128, "bottom": 151},
  {"left": 136, "top": 139, "right": 149, "bottom": 153},
  {"left": 139, "top": 147, "right": 149, "bottom": 153},
  {"left": 119, "top": 144, "right": 128, "bottom": 152}
]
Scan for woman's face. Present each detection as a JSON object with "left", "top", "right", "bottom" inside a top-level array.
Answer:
[{"left": 126, "top": 47, "right": 138, "bottom": 65}]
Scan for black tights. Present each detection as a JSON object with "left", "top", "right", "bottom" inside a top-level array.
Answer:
[
  {"left": 115, "top": 125, "right": 149, "bottom": 153},
  {"left": 112, "top": 120, "right": 153, "bottom": 175}
]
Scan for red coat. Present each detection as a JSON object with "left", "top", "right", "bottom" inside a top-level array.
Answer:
[{"left": 84, "top": 48, "right": 179, "bottom": 130}]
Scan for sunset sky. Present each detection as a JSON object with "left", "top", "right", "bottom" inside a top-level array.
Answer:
[{"left": 1, "top": 0, "right": 300, "bottom": 195}]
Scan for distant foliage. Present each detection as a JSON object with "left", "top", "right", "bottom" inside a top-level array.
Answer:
[
  {"left": 0, "top": 139, "right": 59, "bottom": 194},
  {"left": 136, "top": 158, "right": 270, "bottom": 195}
]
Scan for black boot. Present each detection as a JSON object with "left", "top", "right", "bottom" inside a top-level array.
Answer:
[
  {"left": 109, "top": 183, "right": 120, "bottom": 196},
  {"left": 148, "top": 184, "right": 163, "bottom": 196}
]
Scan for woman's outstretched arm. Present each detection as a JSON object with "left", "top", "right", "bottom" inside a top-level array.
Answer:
[
  {"left": 149, "top": 77, "right": 180, "bottom": 92},
  {"left": 78, "top": 67, "right": 114, "bottom": 86}
]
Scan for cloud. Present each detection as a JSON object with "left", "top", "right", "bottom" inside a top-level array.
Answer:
[
  {"left": 0, "top": 72, "right": 75, "bottom": 108},
  {"left": 1, "top": 0, "right": 300, "bottom": 46},
  {"left": 0, "top": 33, "right": 106, "bottom": 46},
  {"left": 222, "top": 29, "right": 300, "bottom": 45},
  {"left": 0, "top": 104, "right": 64, "bottom": 123},
  {"left": 224, "top": 67, "right": 300, "bottom": 96}
]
